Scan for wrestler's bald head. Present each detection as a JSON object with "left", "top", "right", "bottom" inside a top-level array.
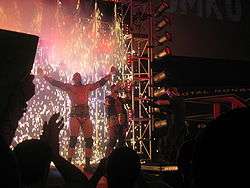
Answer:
[{"left": 72, "top": 72, "right": 82, "bottom": 85}]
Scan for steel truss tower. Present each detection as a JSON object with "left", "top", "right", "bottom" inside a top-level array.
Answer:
[{"left": 120, "top": 0, "right": 153, "bottom": 161}]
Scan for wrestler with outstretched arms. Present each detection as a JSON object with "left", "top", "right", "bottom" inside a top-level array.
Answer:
[{"left": 38, "top": 67, "right": 117, "bottom": 171}]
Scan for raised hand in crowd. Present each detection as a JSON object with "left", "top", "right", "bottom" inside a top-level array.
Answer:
[
  {"left": 40, "top": 113, "right": 63, "bottom": 155},
  {"left": 40, "top": 113, "right": 89, "bottom": 187},
  {"left": 89, "top": 157, "right": 107, "bottom": 188}
]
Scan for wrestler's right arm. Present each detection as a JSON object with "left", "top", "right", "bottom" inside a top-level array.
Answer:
[{"left": 37, "top": 67, "right": 71, "bottom": 91}]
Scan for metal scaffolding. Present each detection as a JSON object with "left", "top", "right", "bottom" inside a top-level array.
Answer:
[{"left": 121, "top": 0, "right": 154, "bottom": 161}]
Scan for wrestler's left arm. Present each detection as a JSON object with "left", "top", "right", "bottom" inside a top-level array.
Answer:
[
  {"left": 88, "top": 74, "right": 112, "bottom": 91},
  {"left": 88, "top": 66, "right": 117, "bottom": 91}
]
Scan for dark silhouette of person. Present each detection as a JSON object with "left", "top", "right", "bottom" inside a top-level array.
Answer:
[
  {"left": 0, "top": 29, "right": 37, "bottom": 188},
  {"left": 0, "top": 74, "right": 35, "bottom": 146},
  {"left": 89, "top": 147, "right": 146, "bottom": 188},
  {"left": 0, "top": 74, "right": 35, "bottom": 188},
  {"left": 192, "top": 107, "right": 249, "bottom": 188},
  {"left": 107, "top": 147, "right": 141, "bottom": 188},
  {"left": 14, "top": 139, "right": 52, "bottom": 188},
  {"left": 177, "top": 139, "right": 195, "bottom": 188},
  {"left": 0, "top": 29, "right": 37, "bottom": 146},
  {"left": 105, "top": 84, "right": 128, "bottom": 157},
  {"left": 13, "top": 113, "right": 87, "bottom": 188},
  {"left": 0, "top": 135, "right": 21, "bottom": 188},
  {"left": 40, "top": 113, "right": 89, "bottom": 188}
]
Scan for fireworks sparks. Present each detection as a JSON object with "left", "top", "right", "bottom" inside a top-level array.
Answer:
[{"left": 0, "top": 0, "right": 126, "bottom": 164}]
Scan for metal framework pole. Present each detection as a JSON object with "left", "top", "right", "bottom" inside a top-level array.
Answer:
[{"left": 121, "top": 0, "right": 153, "bottom": 161}]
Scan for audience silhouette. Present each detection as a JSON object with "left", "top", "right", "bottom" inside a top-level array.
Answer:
[
  {"left": 0, "top": 30, "right": 36, "bottom": 188},
  {"left": 14, "top": 139, "right": 52, "bottom": 188},
  {"left": 1, "top": 29, "right": 249, "bottom": 188},
  {"left": 192, "top": 107, "right": 249, "bottom": 188}
]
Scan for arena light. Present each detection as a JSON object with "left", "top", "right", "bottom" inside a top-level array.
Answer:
[
  {"left": 149, "top": 98, "right": 170, "bottom": 108},
  {"left": 141, "top": 164, "right": 178, "bottom": 171},
  {"left": 154, "top": 1, "right": 170, "bottom": 17},
  {"left": 153, "top": 107, "right": 161, "bottom": 113},
  {"left": 154, "top": 99, "right": 170, "bottom": 106},
  {"left": 154, "top": 87, "right": 168, "bottom": 97},
  {"left": 153, "top": 71, "right": 167, "bottom": 83},
  {"left": 154, "top": 119, "right": 168, "bottom": 129},
  {"left": 158, "top": 32, "right": 172, "bottom": 44},
  {"left": 152, "top": 107, "right": 169, "bottom": 117},
  {"left": 156, "top": 17, "right": 171, "bottom": 31},
  {"left": 154, "top": 47, "right": 172, "bottom": 59}
]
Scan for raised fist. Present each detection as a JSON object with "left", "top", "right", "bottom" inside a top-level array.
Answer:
[
  {"left": 110, "top": 66, "right": 118, "bottom": 75},
  {"left": 37, "top": 67, "right": 44, "bottom": 77}
]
